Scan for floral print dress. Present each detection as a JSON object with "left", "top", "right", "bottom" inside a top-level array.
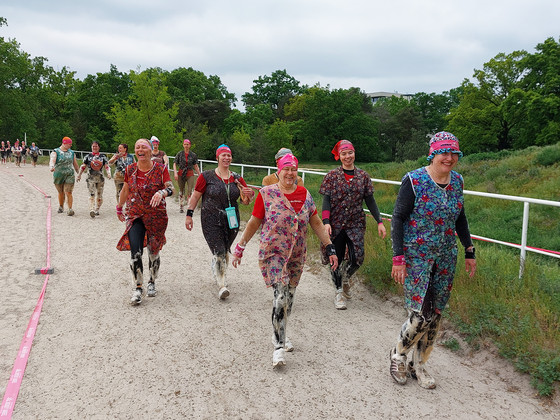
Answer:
[
  {"left": 402, "top": 167, "right": 464, "bottom": 313},
  {"left": 257, "top": 184, "right": 316, "bottom": 288}
]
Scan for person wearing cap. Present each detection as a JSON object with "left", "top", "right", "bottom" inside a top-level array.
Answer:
[
  {"left": 150, "top": 136, "right": 169, "bottom": 166},
  {"left": 173, "top": 139, "right": 200, "bottom": 213},
  {"left": 116, "top": 138, "right": 174, "bottom": 305},
  {"left": 232, "top": 153, "right": 338, "bottom": 368},
  {"left": 319, "top": 139, "right": 387, "bottom": 310},
  {"left": 262, "top": 148, "right": 304, "bottom": 187},
  {"left": 49, "top": 136, "right": 80, "bottom": 216},
  {"left": 109, "top": 143, "right": 135, "bottom": 201},
  {"left": 185, "top": 144, "right": 254, "bottom": 300},
  {"left": 389, "top": 131, "right": 476, "bottom": 389},
  {"left": 77, "top": 141, "right": 112, "bottom": 218}
]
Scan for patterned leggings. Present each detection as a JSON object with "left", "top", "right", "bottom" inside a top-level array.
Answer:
[
  {"left": 86, "top": 175, "right": 105, "bottom": 212},
  {"left": 128, "top": 219, "right": 160, "bottom": 288},
  {"left": 330, "top": 230, "right": 359, "bottom": 289},
  {"left": 271, "top": 283, "right": 296, "bottom": 350}
]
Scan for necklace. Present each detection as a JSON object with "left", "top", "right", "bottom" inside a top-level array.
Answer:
[{"left": 216, "top": 168, "right": 230, "bottom": 181}]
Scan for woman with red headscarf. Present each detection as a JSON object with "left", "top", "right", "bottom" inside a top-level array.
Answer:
[
  {"left": 232, "top": 153, "right": 338, "bottom": 368},
  {"left": 49, "top": 136, "right": 80, "bottom": 216},
  {"left": 185, "top": 144, "right": 254, "bottom": 300},
  {"left": 319, "top": 139, "right": 387, "bottom": 310}
]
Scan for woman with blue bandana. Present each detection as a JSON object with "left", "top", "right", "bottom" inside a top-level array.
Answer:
[{"left": 389, "top": 131, "right": 477, "bottom": 389}]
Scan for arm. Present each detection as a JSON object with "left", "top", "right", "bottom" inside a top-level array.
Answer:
[
  {"left": 321, "top": 194, "right": 332, "bottom": 236},
  {"left": 173, "top": 161, "right": 178, "bottom": 180},
  {"left": 456, "top": 207, "right": 477, "bottom": 278},
  {"left": 49, "top": 151, "right": 57, "bottom": 172},
  {"left": 116, "top": 182, "right": 129, "bottom": 222},
  {"left": 310, "top": 213, "right": 338, "bottom": 270},
  {"left": 390, "top": 176, "right": 415, "bottom": 285},
  {"left": 108, "top": 153, "right": 119, "bottom": 165},
  {"left": 237, "top": 177, "right": 255, "bottom": 205},
  {"left": 185, "top": 190, "right": 203, "bottom": 231},
  {"left": 194, "top": 164, "right": 200, "bottom": 176},
  {"left": 150, "top": 179, "right": 174, "bottom": 208},
  {"left": 77, "top": 163, "right": 86, "bottom": 181},
  {"left": 73, "top": 156, "right": 80, "bottom": 173},
  {"left": 231, "top": 215, "right": 263, "bottom": 268}
]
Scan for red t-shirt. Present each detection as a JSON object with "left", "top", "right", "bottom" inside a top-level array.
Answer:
[
  {"left": 252, "top": 185, "right": 317, "bottom": 219},
  {"left": 124, "top": 164, "right": 171, "bottom": 187},
  {"left": 194, "top": 172, "right": 248, "bottom": 193}
]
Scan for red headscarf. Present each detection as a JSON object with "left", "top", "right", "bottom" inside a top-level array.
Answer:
[{"left": 331, "top": 139, "right": 354, "bottom": 161}]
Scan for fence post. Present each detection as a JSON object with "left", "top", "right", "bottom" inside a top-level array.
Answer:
[{"left": 519, "top": 201, "right": 530, "bottom": 278}]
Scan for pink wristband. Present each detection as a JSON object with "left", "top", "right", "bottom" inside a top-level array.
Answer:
[
  {"left": 116, "top": 205, "right": 123, "bottom": 215},
  {"left": 233, "top": 243, "right": 245, "bottom": 258},
  {"left": 392, "top": 255, "right": 405, "bottom": 266}
]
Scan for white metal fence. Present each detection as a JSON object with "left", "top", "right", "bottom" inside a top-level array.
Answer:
[{"left": 44, "top": 150, "right": 560, "bottom": 277}]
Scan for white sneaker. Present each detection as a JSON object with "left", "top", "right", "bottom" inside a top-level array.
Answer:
[
  {"left": 334, "top": 289, "right": 347, "bottom": 310},
  {"left": 218, "top": 286, "right": 230, "bottom": 300},
  {"left": 147, "top": 282, "right": 157, "bottom": 297},
  {"left": 272, "top": 348, "right": 286, "bottom": 368},
  {"left": 413, "top": 365, "right": 436, "bottom": 389},
  {"left": 131, "top": 288, "right": 143, "bottom": 305},
  {"left": 285, "top": 338, "right": 294, "bottom": 352}
]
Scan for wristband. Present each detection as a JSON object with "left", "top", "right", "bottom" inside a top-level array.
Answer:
[
  {"left": 322, "top": 218, "right": 330, "bottom": 225},
  {"left": 465, "top": 247, "right": 476, "bottom": 259},
  {"left": 116, "top": 205, "right": 123, "bottom": 215},
  {"left": 232, "top": 243, "right": 245, "bottom": 258},
  {"left": 186, "top": 209, "right": 194, "bottom": 217},
  {"left": 326, "top": 244, "right": 336, "bottom": 257},
  {"left": 392, "top": 255, "right": 406, "bottom": 266}
]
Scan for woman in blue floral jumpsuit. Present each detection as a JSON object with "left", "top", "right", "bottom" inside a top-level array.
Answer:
[{"left": 389, "top": 132, "right": 477, "bottom": 389}]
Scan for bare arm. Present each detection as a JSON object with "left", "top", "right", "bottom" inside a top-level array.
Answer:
[
  {"left": 117, "top": 182, "right": 129, "bottom": 222},
  {"left": 231, "top": 215, "right": 263, "bottom": 267},
  {"left": 49, "top": 151, "right": 56, "bottom": 171},
  {"left": 185, "top": 190, "right": 203, "bottom": 231}
]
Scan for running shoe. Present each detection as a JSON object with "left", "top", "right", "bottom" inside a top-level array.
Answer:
[
  {"left": 390, "top": 348, "right": 408, "bottom": 385},
  {"left": 218, "top": 286, "right": 230, "bottom": 300},
  {"left": 342, "top": 282, "right": 352, "bottom": 300},
  {"left": 147, "top": 281, "right": 157, "bottom": 297},
  {"left": 67, "top": 209, "right": 75, "bottom": 216},
  {"left": 334, "top": 289, "right": 347, "bottom": 310},
  {"left": 90, "top": 210, "right": 95, "bottom": 218},
  {"left": 131, "top": 287, "right": 143, "bottom": 305},
  {"left": 58, "top": 206, "right": 64, "bottom": 213},
  {"left": 272, "top": 348, "right": 286, "bottom": 368}
]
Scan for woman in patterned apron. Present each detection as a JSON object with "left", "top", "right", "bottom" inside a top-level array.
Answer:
[
  {"left": 319, "top": 140, "right": 387, "bottom": 310},
  {"left": 231, "top": 154, "right": 338, "bottom": 369},
  {"left": 389, "top": 131, "right": 477, "bottom": 389},
  {"left": 77, "top": 141, "right": 112, "bottom": 218},
  {"left": 49, "top": 137, "right": 80, "bottom": 216},
  {"left": 109, "top": 143, "right": 135, "bottom": 201},
  {"left": 185, "top": 144, "right": 254, "bottom": 300},
  {"left": 116, "top": 138, "right": 174, "bottom": 305}
]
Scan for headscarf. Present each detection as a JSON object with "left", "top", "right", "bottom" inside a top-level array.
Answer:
[
  {"left": 427, "top": 131, "right": 463, "bottom": 161},
  {"left": 183, "top": 139, "right": 191, "bottom": 145},
  {"left": 62, "top": 136, "right": 72, "bottom": 145},
  {"left": 216, "top": 144, "right": 231, "bottom": 158},
  {"left": 331, "top": 139, "right": 354, "bottom": 161},
  {"left": 277, "top": 153, "right": 298, "bottom": 172},
  {"left": 135, "top": 138, "right": 152, "bottom": 149},
  {"left": 150, "top": 135, "right": 160, "bottom": 144},
  {"left": 274, "top": 147, "right": 293, "bottom": 161}
]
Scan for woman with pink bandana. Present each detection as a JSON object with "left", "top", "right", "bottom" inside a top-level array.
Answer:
[
  {"left": 319, "top": 139, "right": 387, "bottom": 310},
  {"left": 49, "top": 136, "right": 80, "bottom": 216},
  {"left": 231, "top": 153, "right": 338, "bottom": 369},
  {"left": 389, "top": 131, "right": 476, "bottom": 389},
  {"left": 185, "top": 144, "right": 254, "bottom": 300}
]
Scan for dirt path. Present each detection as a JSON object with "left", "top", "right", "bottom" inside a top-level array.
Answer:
[{"left": 0, "top": 163, "right": 557, "bottom": 419}]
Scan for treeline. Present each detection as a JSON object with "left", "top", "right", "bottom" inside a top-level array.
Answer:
[{"left": 1, "top": 17, "right": 559, "bottom": 163}]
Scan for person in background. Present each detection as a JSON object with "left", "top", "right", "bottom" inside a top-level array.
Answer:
[
  {"left": 77, "top": 141, "right": 112, "bottom": 218},
  {"left": 173, "top": 138, "right": 200, "bottom": 213},
  {"left": 5, "top": 141, "right": 12, "bottom": 163},
  {"left": 232, "top": 153, "right": 338, "bottom": 369},
  {"left": 12, "top": 140, "right": 23, "bottom": 167},
  {"left": 29, "top": 142, "right": 40, "bottom": 167},
  {"left": 21, "top": 140, "right": 28, "bottom": 165},
  {"left": 116, "top": 138, "right": 174, "bottom": 305},
  {"left": 319, "top": 139, "right": 386, "bottom": 310},
  {"left": 49, "top": 136, "right": 79, "bottom": 216},
  {"left": 109, "top": 143, "right": 135, "bottom": 201},
  {"left": 0, "top": 141, "right": 6, "bottom": 164},
  {"left": 185, "top": 144, "right": 254, "bottom": 300},
  {"left": 262, "top": 147, "right": 304, "bottom": 187},
  {"left": 389, "top": 131, "right": 476, "bottom": 389},
  {"left": 150, "top": 136, "right": 169, "bottom": 166}
]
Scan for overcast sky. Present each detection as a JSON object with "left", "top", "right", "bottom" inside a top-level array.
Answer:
[{"left": 3, "top": 1, "right": 559, "bottom": 108}]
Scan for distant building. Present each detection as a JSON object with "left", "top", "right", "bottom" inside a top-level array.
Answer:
[{"left": 367, "top": 91, "right": 413, "bottom": 104}]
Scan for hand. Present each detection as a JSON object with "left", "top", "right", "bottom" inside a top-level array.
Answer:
[
  {"left": 391, "top": 265, "right": 406, "bottom": 285},
  {"left": 232, "top": 255, "right": 242, "bottom": 268},
  {"left": 324, "top": 223, "right": 332, "bottom": 236},
  {"left": 185, "top": 216, "right": 193, "bottom": 231},
  {"left": 150, "top": 191, "right": 163, "bottom": 207},
  {"left": 50, "top": 167, "right": 55, "bottom": 172},
  {"left": 174, "top": 173, "right": 178, "bottom": 181},
  {"left": 76, "top": 175, "right": 81, "bottom": 182},
  {"left": 116, "top": 206, "right": 125, "bottom": 222},
  {"left": 329, "top": 255, "right": 338, "bottom": 271},
  {"left": 465, "top": 258, "right": 477, "bottom": 278},
  {"left": 377, "top": 222, "right": 387, "bottom": 239}
]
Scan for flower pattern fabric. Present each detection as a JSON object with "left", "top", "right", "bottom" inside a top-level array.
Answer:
[{"left": 402, "top": 167, "right": 464, "bottom": 313}]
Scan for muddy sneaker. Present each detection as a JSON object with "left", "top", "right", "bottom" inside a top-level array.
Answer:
[
  {"left": 179, "top": 206, "right": 184, "bottom": 213},
  {"left": 412, "top": 364, "right": 436, "bottom": 389},
  {"left": 334, "top": 289, "right": 347, "bottom": 310},
  {"left": 218, "top": 286, "right": 230, "bottom": 300},
  {"left": 57, "top": 206, "right": 64, "bottom": 213},
  {"left": 272, "top": 348, "right": 286, "bottom": 368},
  {"left": 67, "top": 209, "right": 75, "bottom": 216},
  {"left": 131, "top": 287, "right": 143, "bottom": 305},
  {"left": 342, "top": 282, "right": 352, "bottom": 299},
  {"left": 147, "top": 281, "right": 157, "bottom": 297},
  {"left": 90, "top": 210, "right": 96, "bottom": 218},
  {"left": 285, "top": 337, "right": 294, "bottom": 352},
  {"left": 390, "top": 348, "right": 408, "bottom": 385},
  {"left": 95, "top": 210, "right": 100, "bottom": 216}
]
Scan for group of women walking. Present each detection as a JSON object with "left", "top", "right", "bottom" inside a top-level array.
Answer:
[{"left": 48, "top": 131, "right": 477, "bottom": 386}]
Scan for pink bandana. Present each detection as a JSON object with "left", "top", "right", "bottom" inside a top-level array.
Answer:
[
  {"left": 62, "top": 137, "right": 72, "bottom": 145},
  {"left": 277, "top": 153, "right": 298, "bottom": 172},
  {"left": 331, "top": 140, "right": 354, "bottom": 160}
]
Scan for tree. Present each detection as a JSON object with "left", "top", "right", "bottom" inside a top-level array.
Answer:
[{"left": 242, "top": 69, "right": 306, "bottom": 119}]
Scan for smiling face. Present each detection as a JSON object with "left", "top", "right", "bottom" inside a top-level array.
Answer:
[
  {"left": 152, "top": 141, "right": 159, "bottom": 152},
  {"left": 117, "top": 144, "right": 125, "bottom": 154},
  {"left": 339, "top": 149, "right": 355, "bottom": 170},
  {"left": 183, "top": 143, "right": 191, "bottom": 153},
  {"left": 135, "top": 140, "right": 152, "bottom": 162},
  {"left": 431, "top": 152, "right": 459, "bottom": 174},
  {"left": 278, "top": 165, "right": 298, "bottom": 188},
  {"left": 217, "top": 152, "right": 232, "bottom": 170},
  {"left": 91, "top": 143, "right": 100, "bottom": 153}
]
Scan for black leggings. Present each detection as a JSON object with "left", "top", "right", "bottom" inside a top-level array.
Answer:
[
  {"left": 129, "top": 218, "right": 146, "bottom": 257},
  {"left": 330, "top": 230, "right": 359, "bottom": 289}
]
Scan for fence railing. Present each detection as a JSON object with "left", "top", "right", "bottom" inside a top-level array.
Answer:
[{"left": 43, "top": 150, "right": 560, "bottom": 277}]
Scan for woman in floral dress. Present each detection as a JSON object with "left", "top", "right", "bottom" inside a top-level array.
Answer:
[
  {"left": 116, "top": 138, "right": 174, "bottom": 305},
  {"left": 231, "top": 153, "right": 338, "bottom": 369},
  {"left": 319, "top": 139, "right": 386, "bottom": 310},
  {"left": 389, "top": 131, "right": 476, "bottom": 389}
]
